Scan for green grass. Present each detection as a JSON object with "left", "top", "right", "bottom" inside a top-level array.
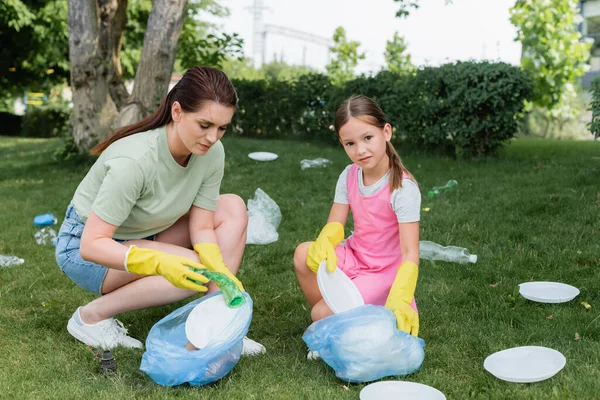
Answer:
[{"left": 1, "top": 136, "right": 600, "bottom": 399}]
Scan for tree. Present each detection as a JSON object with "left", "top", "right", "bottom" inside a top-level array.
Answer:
[
  {"left": 392, "top": 0, "right": 452, "bottom": 18},
  {"left": 0, "top": 0, "right": 69, "bottom": 106},
  {"left": 326, "top": 27, "right": 365, "bottom": 86},
  {"left": 510, "top": 0, "right": 591, "bottom": 121},
  {"left": 384, "top": 32, "right": 414, "bottom": 74},
  {"left": 393, "top": 0, "right": 420, "bottom": 18},
  {"left": 68, "top": 0, "right": 243, "bottom": 152}
]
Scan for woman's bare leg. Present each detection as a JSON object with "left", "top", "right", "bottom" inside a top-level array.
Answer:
[{"left": 79, "top": 194, "right": 248, "bottom": 324}]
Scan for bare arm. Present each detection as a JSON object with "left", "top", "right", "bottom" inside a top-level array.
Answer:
[
  {"left": 189, "top": 205, "right": 218, "bottom": 245},
  {"left": 79, "top": 211, "right": 129, "bottom": 270},
  {"left": 327, "top": 202, "right": 350, "bottom": 226},
  {"left": 399, "top": 222, "right": 420, "bottom": 265}
]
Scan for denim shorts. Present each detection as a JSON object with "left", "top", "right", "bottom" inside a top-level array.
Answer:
[{"left": 55, "top": 205, "right": 154, "bottom": 294}]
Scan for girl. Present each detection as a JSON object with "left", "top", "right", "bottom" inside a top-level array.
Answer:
[
  {"left": 55, "top": 66, "right": 265, "bottom": 355},
  {"left": 294, "top": 95, "right": 420, "bottom": 339}
]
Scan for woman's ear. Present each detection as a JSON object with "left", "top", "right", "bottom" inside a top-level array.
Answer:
[
  {"left": 383, "top": 123, "right": 393, "bottom": 141},
  {"left": 171, "top": 101, "right": 182, "bottom": 122}
]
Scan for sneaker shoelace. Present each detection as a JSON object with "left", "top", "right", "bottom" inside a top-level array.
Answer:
[{"left": 101, "top": 318, "right": 130, "bottom": 344}]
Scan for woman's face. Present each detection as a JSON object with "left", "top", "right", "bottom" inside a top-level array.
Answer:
[{"left": 172, "top": 101, "right": 235, "bottom": 156}]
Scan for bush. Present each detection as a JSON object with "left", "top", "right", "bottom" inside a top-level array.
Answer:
[
  {"left": 234, "top": 62, "right": 533, "bottom": 157},
  {"left": 21, "top": 103, "right": 70, "bottom": 138},
  {"left": 588, "top": 76, "right": 600, "bottom": 140},
  {"left": 0, "top": 112, "right": 23, "bottom": 136}
]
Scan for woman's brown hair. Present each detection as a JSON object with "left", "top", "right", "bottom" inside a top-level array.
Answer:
[
  {"left": 90, "top": 66, "right": 238, "bottom": 155},
  {"left": 334, "top": 95, "right": 415, "bottom": 190}
]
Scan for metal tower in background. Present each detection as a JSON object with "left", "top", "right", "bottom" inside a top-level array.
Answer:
[{"left": 247, "top": 0, "right": 332, "bottom": 68}]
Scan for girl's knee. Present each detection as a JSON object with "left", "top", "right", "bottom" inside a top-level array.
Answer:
[
  {"left": 294, "top": 242, "right": 311, "bottom": 272},
  {"left": 311, "top": 301, "right": 333, "bottom": 322}
]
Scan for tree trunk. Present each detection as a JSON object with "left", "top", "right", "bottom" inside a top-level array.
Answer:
[
  {"left": 69, "top": 0, "right": 188, "bottom": 150},
  {"left": 68, "top": 0, "right": 118, "bottom": 152},
  {"left": 118, "top": 0, "right": 187, "bottom": 127},
  {"left": 99, "top": 0, "right": 129, "bottom": 111}
]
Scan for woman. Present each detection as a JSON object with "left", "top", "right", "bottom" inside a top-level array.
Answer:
[{"left": 55, "top": 66, "right": 265, "bottom": 355}]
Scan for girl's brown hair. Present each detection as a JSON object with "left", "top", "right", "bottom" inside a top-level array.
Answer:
[
  {"left": 90, "top": 66, "right": 238, "bottom": 155},
  {"left": 334, "top": 95, "right": 415, "bottom": 190}
]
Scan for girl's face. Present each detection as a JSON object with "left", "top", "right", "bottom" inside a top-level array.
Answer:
[
  {"left": 338, "top": 116, "right": 392, "bottom": 170},
  {"left": 172, "top": 101, "right": 235, "bottom": 156}
]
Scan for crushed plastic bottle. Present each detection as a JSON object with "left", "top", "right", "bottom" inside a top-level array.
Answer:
[
  {"left": 34, "top": 213, "right": 57, "bottom": 226},
  {"left": 34, "top": 227, "right": 57, "bottom": 246},
  {"left": 0, "top": 255, "right": 24, "bottom": 268},
  {"left": 427, "top": 180, "right": 457, "bottom": 198},
  {"left": 419, "top": 240, "right": 477, "bottom": 264},
  {"left": 300, "top": 158, "right": 333, "bottom": 170}
]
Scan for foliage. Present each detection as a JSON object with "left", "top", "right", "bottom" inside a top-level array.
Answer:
[
  {"left": 2, "top": 0, "right": 241, "bottom": 92},
  {"left": 588, "top": 76, "right": 600, "bottom": 139},
  {"left": 20, "top": 102, "right": 70, "bottom": 139},
  {"left": 384, "top": 32, "right": 415, "bottom": 74},
  {"left": 233, "top": 62, "right": 533, "bottom": 157},
  {"left": 0, "top": 0, "right": 69, "bottom": 104},
  {"left": 510, "top": 0, "right": 591, "bottom": 120},
  {"left": 392, "top": 0, "right": 453, "bottom": 18},
  {"left": 325, "top": 27, "right": 365, "bottom": 86},
  {"left": 393, "top": 0, "right": 420, "bottom": 18},
  {"left": 122, "top": 0, "right": 243, "bottom": 78},
  {"left": 222, "top": 57, "right": 316, "bottom": 82},
  {"left": 0, "top": 112, "right": 22, "bottom": 136}
]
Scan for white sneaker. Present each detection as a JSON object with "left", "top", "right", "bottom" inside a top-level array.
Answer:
[
  {"left": 241, "top": 336, "right": 266, "bottom": 356},
  {"left": 307, "top": 350, "right": 321, "bottom": 360},
  {"left": 67, "top": 307, "right": 143, "bottom": 350}
]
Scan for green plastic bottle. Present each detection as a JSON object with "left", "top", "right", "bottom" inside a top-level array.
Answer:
[
  {"left": 427, "top": 180, "right": 458, "bottom": 198},
  {"left": 188, "top": 268, "right": 245, "bottom": 308}
]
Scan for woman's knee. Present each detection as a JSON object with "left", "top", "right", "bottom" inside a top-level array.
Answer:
[
  {"left": 294, "top": 242, "right": 311, "bottom": 272},
  {"left": 217, "top": 194, "right": 248, "bottom": 228}
]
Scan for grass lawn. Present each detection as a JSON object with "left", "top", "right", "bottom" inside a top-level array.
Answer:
[{"left": 1, "top": 135, "right": 599, "bottom": 399}]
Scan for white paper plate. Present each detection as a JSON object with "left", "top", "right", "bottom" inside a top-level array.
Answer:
[
  {"left": 248, "top": 152, "right": 278, "bottom": 161},
  {"left": 519, "top": 281, "right": 580, "bottom": 303},
  {"left": 317, "top": 261, "right": 364, "bottom": 314},
  {"left": 484, "top": 346, "right": 566, "bottom": 383},
  {"left": 185, "top": 293, "right": 250, "bottom": 349},
  {"left": 360, "top": 381, "right": 446, "bottom": 400}
]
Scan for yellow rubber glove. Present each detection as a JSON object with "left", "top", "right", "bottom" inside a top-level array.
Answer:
[
  {"left": 307, "top": 222, "right": 344, "bottom": 273},
  {"left": 193, "top": 243, "right": 244, "bottom": 291},
  {"left": 385, "top": 261, "right": 419, "bottom": 336},
  {"left": 125, "top": 245, "right": 209, "bottom": 292}
]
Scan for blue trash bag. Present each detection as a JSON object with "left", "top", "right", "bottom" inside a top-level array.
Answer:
[
  {"left": 303, "top": 304, "right": 425, "bottom": 383},
  {"left": 140, "top": 292, "right": 252, "bottom": 386}
]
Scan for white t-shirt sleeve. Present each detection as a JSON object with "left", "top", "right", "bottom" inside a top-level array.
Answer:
[
  {"left": 391, "top": 179, "right": 421, "bottom": 223},
  {"left": 333, "top": 165, "right": 352, "bottom": 204}
]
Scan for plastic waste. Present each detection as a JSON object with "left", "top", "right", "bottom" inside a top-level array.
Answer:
[
  {"left": 300, "top": 158, "right": 333, "bottom": 170},
  {"left": 427, "top": 180, "right": 457, "bottom": 198},
  {"left": 188, "top": 268, "right": 245, "bottom": 308},
  {"left": 246, "top": 188, "right": 281, "bottom": 245},
  {"left": 34, "top": 227, "right": 57, "bottom": 246},
  {"left": 303, "top": 305, "right": 425, "bottom": 383},
  {"left": 0, "top": 254, "right": 24, "bottom": 268},
  {"left": 34, "top": 213, "right": 57, "bottom": 226},
  {"left": 140, "top": 292, "right": 252, "bottom": 387},
  {"left": 419, "top": 240, "right": 477, "bottom": 264}
]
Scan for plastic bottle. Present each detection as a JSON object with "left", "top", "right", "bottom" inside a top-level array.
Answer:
[
  {"left": 427, "top": 180, "right": 458, "bottom": 198},
  {"left": 419, "top": 240, "right": 477, "bottom": 264},
  {"left": 34, "top": 213, "right": 57, "bottom": 226}
]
